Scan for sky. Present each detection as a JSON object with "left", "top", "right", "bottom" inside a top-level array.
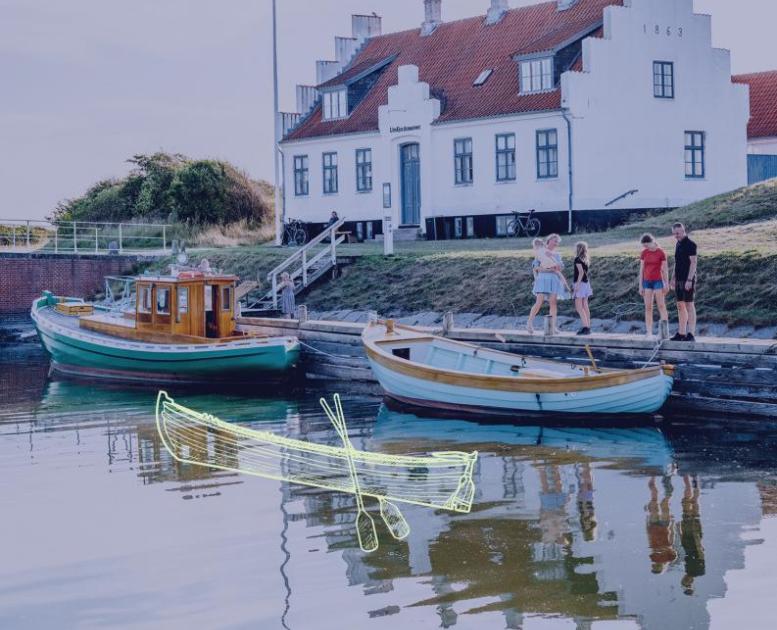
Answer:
[{"left": 1, "top": 0, "right": 776, "bottom": 220}]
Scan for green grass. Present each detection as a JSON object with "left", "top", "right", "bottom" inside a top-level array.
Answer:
[{"left": 145, "top": 181, "right": 777, "bottom": 326}]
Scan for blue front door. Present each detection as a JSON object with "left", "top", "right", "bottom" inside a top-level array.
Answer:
[{"left": 400, "top": 143, "right": 421, "bottom": 226}]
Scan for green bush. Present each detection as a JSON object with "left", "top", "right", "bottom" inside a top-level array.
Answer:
[{"left": 51, "top": 152, "right": 272, "bottom": 227}]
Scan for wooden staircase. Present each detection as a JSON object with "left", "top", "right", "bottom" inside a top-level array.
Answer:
[{"left": 242, "top": 217, "right": 347, "bottom": 314}]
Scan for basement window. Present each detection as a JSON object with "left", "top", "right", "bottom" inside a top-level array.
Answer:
[{"left": 473, "top": 69, "right": 493, "bottom": 87}]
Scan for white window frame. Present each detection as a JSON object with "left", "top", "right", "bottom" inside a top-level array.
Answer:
[
  {"left": 322, "top": 89, "right": 348, "bottom": 120},
  {"left": 520, "top": 57, "right": 553, "bottom": 94}
]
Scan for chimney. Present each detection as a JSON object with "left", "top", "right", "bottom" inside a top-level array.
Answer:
[
  {"left": 421, "top": 0, "right": 442, "bottom": 36},
  {"left": 557, "top": 0, "right": 580, "bottom": 10},
  {"left": 352, "top": 13, "right": 382, "bottom": 41},
  {"left": 486, "top": 0, "right": 508, "bottom": 25}
]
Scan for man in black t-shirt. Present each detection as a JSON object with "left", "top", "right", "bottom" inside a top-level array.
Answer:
[{"left": 670, "top": 223, "right": 698, "bottom": 342}]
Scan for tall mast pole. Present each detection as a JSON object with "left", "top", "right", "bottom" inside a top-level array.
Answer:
[{"left": 272, "top": 0, "right": 283, "bottom": 245}]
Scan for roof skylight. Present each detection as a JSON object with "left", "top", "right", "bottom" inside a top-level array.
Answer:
[{"left": 473, "top": 69, "right": 494, "bottom": 87}]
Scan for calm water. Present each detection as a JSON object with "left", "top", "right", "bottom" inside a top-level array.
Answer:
[{"left": 2, "top": 345, "right": 777, "bottom": 630}]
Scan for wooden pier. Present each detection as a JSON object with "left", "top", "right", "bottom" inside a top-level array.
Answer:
[{"left": 237, "top": 314, "right": 777, "bottom": 418}]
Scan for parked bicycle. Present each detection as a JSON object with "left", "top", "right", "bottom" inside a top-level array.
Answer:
[
  {"left": 507, "top": 209, "right": 541, "bottom": 238},
  {"left": 283, "top": 219, "right": 308, "bottom": 247}
]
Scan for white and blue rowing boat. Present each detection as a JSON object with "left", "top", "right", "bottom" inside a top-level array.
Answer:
[{"left": 362, "top": 321, "right": 674, "bottom": 417}]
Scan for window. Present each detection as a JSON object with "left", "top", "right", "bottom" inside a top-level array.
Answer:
[
  {"left": 474, "top": 69, "right": 493, "bottom": 87},
  {"left": 496, "top": 215, "right": 511, "bottom": 236},
  {"left": 138, "top": 286, "right": 152, "bottom": 313},
  {"left": 322, "top": 152, "right": 338, "bottom": 194},
  {"left": 222, "top": 287, "right": 232, "bottom": 311},
  {"left": 322, "top": 89, "right": 348, "bottom": 120},
  {"left": 355, "top": 148, "right": 373, "bottom": 192},
  {"left": 685, "top": 131, "right": 705, "bottom": 178},
  {"left": 454, "top": 218, "right": 463, "bottom": 238},
  {"left": 536, "top": 129, "right": 559, "bottom": 179},
  {"left": 454, "top": 138, "right": 473, "bottom": 185},
  {"left": 466, "top": 217, "right": 475, "bottom": 238},
  {"left": 366, "top": 221, "right": 373, "bottom": 239},
  {"left": 156, "top": 287, "right": 171, "bottom": 315},
  {"left": 293, "top": 155, "right": 309, "bottom": 196},
  {"left": 520, "top": 57, "right": 553, "bottom": 94},
  {"left": 653, "top": 61, "right": 674, "bottom": 99},
  {"left": 356, "top": 222, "right": 364, "bottom": 240},
  {"left": 176, "top": 287, "right": 189, "bottom": 322},
  {"left": 496, "top": 133, "right": 516, "bottom": 181}
]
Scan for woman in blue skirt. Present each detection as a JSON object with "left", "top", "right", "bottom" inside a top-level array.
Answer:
[{"left": 526, "top": 234, "right": 570, "bottom": 335}]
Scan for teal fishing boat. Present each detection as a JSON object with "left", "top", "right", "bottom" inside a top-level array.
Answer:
[{"left": 31, "top": 272, "right": 299, "bottom": 384}]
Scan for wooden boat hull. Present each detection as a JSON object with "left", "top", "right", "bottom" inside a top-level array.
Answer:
[
  {"left": 363, "top": 322, "right": 674, "bottom": 416},
  {"left": 156, "top": 392, "right": 477, "bottom": 512},
  {"left": 32, "top": 297, "right": 300, "bottom": 384}
]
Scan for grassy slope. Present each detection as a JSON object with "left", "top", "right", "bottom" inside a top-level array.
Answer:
[
  {"left": 302, "top": 180, "right": 777, "bottom": 325},
  {"left": 168, "top": 180, "right": 777, "bottom": 326}
]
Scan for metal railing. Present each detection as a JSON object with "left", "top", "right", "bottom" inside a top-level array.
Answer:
[
  {"left": 267, "top": 217, "right": 347, "bottom": 310},
  {"left": 0, "top": 219, "right": 173, "bottom": 254}
]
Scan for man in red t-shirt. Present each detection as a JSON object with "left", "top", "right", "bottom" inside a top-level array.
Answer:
[{"left": 638, "top": 234, "right": 669, "bottom": 339}]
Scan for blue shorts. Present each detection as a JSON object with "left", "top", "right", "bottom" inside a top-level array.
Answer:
[{"left": 642, "top": 280, "right": 665, "bottom": 290}]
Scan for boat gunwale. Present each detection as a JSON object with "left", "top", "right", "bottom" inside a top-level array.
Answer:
[
  {"left": 363, "top": 322, "right": 673, "bottom": 394},
  {"left": 32, "top": 298, "right": 299, "bottom": 355}
]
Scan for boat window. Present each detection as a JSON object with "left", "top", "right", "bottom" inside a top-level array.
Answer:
[
  {"left": 176, "top": 287, "right": 189, "bottom": 322},
  {"left": 138, "top": 286, "right": 152, "bottom": 313},
  {"left": 205, "top": 286, "right": 213, "bottom": 311},
  {"left": 157, "top": 287, "right": 171, "bottom": 315},
  {"left": 222, "top": 287, "right": 232, "bottom": 311}
]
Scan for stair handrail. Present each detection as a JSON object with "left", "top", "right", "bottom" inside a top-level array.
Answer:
[{"left": 267, "top": 217, "right": 347, "bottom": 310}]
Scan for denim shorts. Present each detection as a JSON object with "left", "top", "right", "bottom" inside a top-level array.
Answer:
[{"left": 642, "top": 279, "right": 665, "bottom": 290}]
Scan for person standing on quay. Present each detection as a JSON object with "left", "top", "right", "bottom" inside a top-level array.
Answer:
[
  {"left": 670, "top": 222, "right": 698, "bottom": 342},
  {"left": 638, "top": 234, "right": 670, "bottom": 339}
]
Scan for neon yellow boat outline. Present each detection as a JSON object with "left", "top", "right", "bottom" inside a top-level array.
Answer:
[{"left": 155, "top": 392, "right": 477, "bottom": 549}]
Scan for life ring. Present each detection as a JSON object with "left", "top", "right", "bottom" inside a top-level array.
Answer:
[{"left": 178, "top": 271, "right": 204, "bottom": 279}]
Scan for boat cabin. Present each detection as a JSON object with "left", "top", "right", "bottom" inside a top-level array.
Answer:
[{"left": 134, "top": 274, "right": 238, "bottom": 339}]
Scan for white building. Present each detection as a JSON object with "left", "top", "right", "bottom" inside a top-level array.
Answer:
[{"left": 278, "top": 0, "right": 750, "bottom": 240}]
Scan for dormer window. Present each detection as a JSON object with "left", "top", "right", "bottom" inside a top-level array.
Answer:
[
  {"left": 322, "top": 89, "right": 348, "bottom": 120},
  {"left": 520, "top": 57, "right": 553, "bottom": 94}
]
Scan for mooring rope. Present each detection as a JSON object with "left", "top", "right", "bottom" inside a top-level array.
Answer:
[{"left": 298, "top": 340, "right": 358, "bottom": 360}]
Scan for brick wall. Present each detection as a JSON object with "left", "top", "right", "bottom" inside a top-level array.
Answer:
[{"left": 0, "top": 253, "right": 139, "bottom": 314}]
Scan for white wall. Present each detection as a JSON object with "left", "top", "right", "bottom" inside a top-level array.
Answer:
[
  {"left": 748, "top": 137, "right": 777, "bottom": 155},
  {"left": 282, "top": 131, "right": 383, "bottom": 224},
  {"left": 562, "top": 0, "right": 750, "bottom": 211}
]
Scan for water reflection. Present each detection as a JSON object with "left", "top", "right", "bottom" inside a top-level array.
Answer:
[{"left": 1, "top": 347, "right": 776, "bottom": 629}]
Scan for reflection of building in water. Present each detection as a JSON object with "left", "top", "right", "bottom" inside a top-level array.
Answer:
[
  {"left": 646, "top": 475, "right": 678, "bottom": 574},
  {"left": 576, "top": 463, "right": 597, "bottom": 542}
]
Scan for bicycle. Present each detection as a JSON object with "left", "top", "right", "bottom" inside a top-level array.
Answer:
[
  {"left": 283, "top": 219, "right": 308, "bottom": 247},
  {"left": 506, "top": 209, "right": 541, "bottom": 238}
]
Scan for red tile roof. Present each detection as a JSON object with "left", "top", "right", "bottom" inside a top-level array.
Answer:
[
  {"left": 285, "top": 0, "right": 622, "bottom": 141},
  {"left": 733, "top": 70, "right": 777, "bottom": 139}
]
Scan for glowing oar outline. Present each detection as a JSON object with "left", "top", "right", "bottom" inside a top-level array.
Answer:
[
  {"left": 326, "top": 395, "right": 411, "bottom": 543},
  {"left": 320, "top": 395, "right": 380, "bottom": 552}
]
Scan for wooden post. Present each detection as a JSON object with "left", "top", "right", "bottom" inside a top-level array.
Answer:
[
  {"left": 297, "top": 304, "right": 308, "bottom": 323},
  {"left": 12, "top": 226, "right": 16, "bottom": 249},
  {"left": 543, "top": 315, "right": 552, "bottom": 336},
  {"left": 330, "top": 225, "right": 336, "bottom": 264},
  {"left": 118, "top": 224, "right": 123, "bottom": 253},
  {"left": 442, "top": 311, "right": 454, "bottom": 337},
  {"left": 73, "top": 221, "right": 78, "bottom": 253},
  {"left": 54, "top": 226, "right": 58, "bottom": 253},
  {"left": 302, "top": 249, "right": 308, "bottom": 286},
  {"left": 271, "top": 274, "right": 278, "bottom": 310},
  {"left": 162, "top": 225, "right": 167, "bottom": 252},
  {"left": 26, "top": 221, "right": 30, "bottom": 248}
]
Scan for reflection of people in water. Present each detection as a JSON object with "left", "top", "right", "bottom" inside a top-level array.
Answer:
[
  {"left": 679, "top": 474, "right": 705, "bottom": 595},
  {"left": 646, "top": 475, "right": 677, "bottom": 574},
  {"left": 576, "top": 463, "right": 597, "bottom": 541},
  {"left": 538, "top": 464, "right": 572, "bottom": 546}
]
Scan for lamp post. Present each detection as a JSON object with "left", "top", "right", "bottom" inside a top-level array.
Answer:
[{"left": 272, "top": 0, "right": 283, "bottom": 245}]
